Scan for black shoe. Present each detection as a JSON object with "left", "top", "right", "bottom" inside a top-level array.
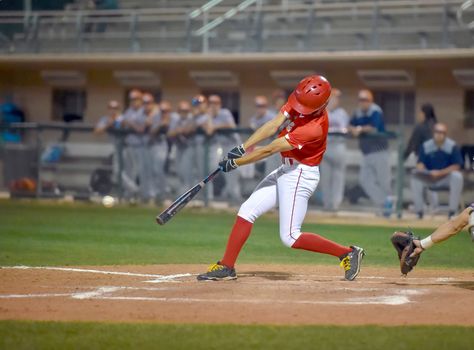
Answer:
[
  {"left": 339, "top": 246, "right": 365, "bottom": 281},
  {"left": 197, "top": 262, "right": 237, "bottom": 281}
]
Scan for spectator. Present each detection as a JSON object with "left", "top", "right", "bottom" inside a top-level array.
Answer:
[
  {"left": 145, "top": 94, "right": 169, "bottom": 202},
  {"left": 320, "top": 88, "right": 349, "bottom": 211},
  {"left": 249, "top": 95, "right": 279, "bottom": 177},
  {"left": 249, "top": 96, "right": 275, "bottom": 130},
  {"left": 404, "top": 103, "right": 437, "bottom": 160},
  {"left": 410, "top": 123, "right": 464, "bottom": 219},
  {"left": 208, "top": 94, "right": 241, "bottom": 203},
  {"left": 0, "top": 98, "right": 25, "bottom": 143},
  {"left": 168, "top": 101, "right": 194, "bottom": 190},
  {"left": 191, "top": 94, "right": 211, "bottom": 182},
  {"left": 269, "top": 89, "right": 286, "bottom": 115},
  {"left": 121, "top": 89, "right": 148, "bottom": 202},
  {"left": 93, "top": 99, "right": 122, "bottom": 135},
  {"left": 94, "top": 100, "right": 138, "bottom": 195},
  {"left": 349, "top": 89, "right": 392, "bottom": 216}
]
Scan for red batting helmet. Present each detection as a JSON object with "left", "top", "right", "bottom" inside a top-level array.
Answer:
[{"left": 288, "top": 75, "right": 331, "bottom": 115}]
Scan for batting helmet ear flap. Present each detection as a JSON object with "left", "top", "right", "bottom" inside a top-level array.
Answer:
[{"left": 288, "top": 75, "right": 331, "bottom": 114}]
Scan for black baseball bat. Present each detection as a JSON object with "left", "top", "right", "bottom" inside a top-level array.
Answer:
[{"left": 156, "top": 168, "right": 221, "bottom": 225}]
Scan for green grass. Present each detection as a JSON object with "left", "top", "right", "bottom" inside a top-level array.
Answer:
[
  {"left": 1, "top": 200, "right": 473, "bottom": 349},
  {"left": 1, "top": 321, "right": 473, "bottom": 350},
  {"left": 0, "top": 199, "right": 473, "bottom": 268}
]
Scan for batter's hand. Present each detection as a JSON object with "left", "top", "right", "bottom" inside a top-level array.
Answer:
[
  {"left": 219, "top": 159, "right": 238, "bottom": 172},
  {"left": 226, "top": 144, "right": 246, "bottom": 159}
]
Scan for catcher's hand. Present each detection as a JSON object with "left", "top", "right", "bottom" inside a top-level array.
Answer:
[{"left": 390, "top": 231, "right": 423, "bottom": 275}]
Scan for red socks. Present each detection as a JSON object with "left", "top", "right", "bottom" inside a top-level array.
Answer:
[
  {"left": 291, "top": 232, "right": 352, "bottom": 258},
  {"left": 220, "top": 216, "right": 253, "bottom": 268},
  {"left": 220, "top": 217, "right": 351, "bottom": 267}
]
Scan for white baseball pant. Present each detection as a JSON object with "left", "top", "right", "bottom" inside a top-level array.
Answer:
[{"left": 238, "top": 159, "right": 320, "bottom": 247}]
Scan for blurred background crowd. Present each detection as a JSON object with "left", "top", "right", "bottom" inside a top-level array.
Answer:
[{"left": 0, "top": 0, "right": 473, "bottom": 218}]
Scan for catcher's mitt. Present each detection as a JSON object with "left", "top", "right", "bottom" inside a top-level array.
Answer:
[{"left": 390, "top": 231, "right": 422, "bottom": 275}]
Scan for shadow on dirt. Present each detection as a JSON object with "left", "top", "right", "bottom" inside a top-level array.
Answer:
[{"left": 240, "top": 271, "right": 292, "bottom": 281}]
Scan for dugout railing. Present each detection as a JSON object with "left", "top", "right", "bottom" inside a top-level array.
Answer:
[{"left": 0, "top": 122, "right": 411, "bottom": 217}]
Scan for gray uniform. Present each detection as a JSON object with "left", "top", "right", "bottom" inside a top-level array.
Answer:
[
  {"left": 209, "top": 108, "right": 241, "bottom": 203},
  {"left": 351, "top": 103, "right": 391, "bottom": 208},
  {"left": 122, "top": 106, "right": 150, "bottom": 200},
  {"left": 148, "top": 111, "right": 178, "bottom": 200},
  {"left": 249, "top": 110, "right": 275, "bottom": 130},
  {"left": 193, "top": 113, "right": 210, "bottom": 182},
  {"left": 171, "top": 114, "right": 195, "bottom": 190},
  {"left": 249, "top": 110, "right": 280, "bottom": 176},
  {"left": 320, "top": 107, "right": 349, "bottom": 210},
  {"left": 95, "top": 115, "right": 139, "bottom": 196}
]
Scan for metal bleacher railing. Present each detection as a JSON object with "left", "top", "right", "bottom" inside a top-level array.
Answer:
[{"left": 0, "top": 0, "right": 472, "bottom": 54}]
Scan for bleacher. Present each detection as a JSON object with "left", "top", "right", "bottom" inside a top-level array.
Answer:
[{"left": 0, "top": 0, "right": 471, "bottom": 54}]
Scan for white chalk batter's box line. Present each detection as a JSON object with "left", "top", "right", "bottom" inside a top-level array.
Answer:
[
  {"left": 0, "top": 284, "right": 426, "bottom": 306},
  {"left": 1, "top": 266, "right": 458, "bottom": 283},
  {"left": 0, "top": 265, "right": 451, "bottom": 306}
]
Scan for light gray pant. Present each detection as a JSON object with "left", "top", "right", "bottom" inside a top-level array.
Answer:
[
  {"left": 209, "top": 142, "right": 241, "bottom": 203},
  {"left": 150, "top": 141, "right": 168, "bottom": 200},
  {"left": 320, "top": 142, "right": 347, "bottom": 210},
  {"left": 123, "top": 145, "right": 151, "bottom": 200},
  {"left": 359, "top": 151, "right": 392, "bottom": 207},
  {"left": 194, "top": 136, "right": 206, "bottom": 181},
  {"left": 410, "top": 170, "right": 464, "bottom": 213},
  {"left": 176, "top": 144, "right": 195, "bottom": 190}
]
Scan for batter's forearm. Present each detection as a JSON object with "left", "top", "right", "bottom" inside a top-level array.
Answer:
[
  {"left": 243, "top": 125, "right": 278, "bottom": 149},
  {"left": 236, "top": 145, "right": 277, "bottom": 166},
  {"left": 236, "top": 137, "right": 293, "bottom": 166},
  {"left": 242, "top": 113, "right": 285, "bottom": 149},
  {"left": 439, "top": 164, "right": 461, "bottom": 177}
]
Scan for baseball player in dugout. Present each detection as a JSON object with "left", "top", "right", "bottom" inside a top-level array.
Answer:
[
  {"left": 167, "top": 101, "right": 195, "bottom": 190},
  {"left": 207, "top": 94, "right": 242, "bottom": 203},
  {"left": 121, "top": 89, "right": 149, "bottom": 201},
  {"left": 349, "top": 89, "right": 393, "bottom": 217},
  {"left": 197, "top": 75, "right": 365, "bottom": 282},
  {"left": 191, "top": 95, "right": 212, "bottom": 182},
  {"left": 320, "top": 88, "right": 349, "bottom": 211}
]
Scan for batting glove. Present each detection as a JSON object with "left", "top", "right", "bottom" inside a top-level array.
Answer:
[
  {"left": 227, "top": 144, "right": 246, "bottom": 159},
  {"left": 219, "top": 159, "right": 238, "bottom": 172}
]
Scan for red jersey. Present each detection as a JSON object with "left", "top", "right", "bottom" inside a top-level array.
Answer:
[{"left": 278, "top": 102, "right": 329, "bottom": 166}]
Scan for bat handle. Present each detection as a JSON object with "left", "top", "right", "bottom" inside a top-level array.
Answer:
[{"left": 203, "top": 167, "right": 221, "bottom": 184}]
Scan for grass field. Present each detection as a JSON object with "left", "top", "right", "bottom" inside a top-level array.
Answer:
[
  {"left": 1, "top": 199, "right": 473, "bottom": 349},
  {"left": 1, "top": 200, "right": 473, "bottom": 268},
  {"left": 1, "top": 321, "right": 473, "bottom": 350}
]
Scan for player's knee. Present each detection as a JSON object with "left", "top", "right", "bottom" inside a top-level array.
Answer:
[
  {"left": 237, "top": 202, "right": 257, "bottom": 224},
  {"left": 450, "top": 170, "right": 463, "bottom": 184},
  {"left": 279, "top": 228, "right": 301, "bottom": 248}
]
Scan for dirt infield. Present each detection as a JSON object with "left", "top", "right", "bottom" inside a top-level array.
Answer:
[{"left": 0, "top": 264, "right": 473, "bottom": 325}]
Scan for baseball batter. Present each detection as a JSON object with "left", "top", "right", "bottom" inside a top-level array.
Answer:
[{"left": 198, "top": 75, "right": 365, "bottom": 281}]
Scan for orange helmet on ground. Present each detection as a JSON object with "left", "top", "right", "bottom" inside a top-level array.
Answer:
[{"left": 288, "top": 75, "right": 331, "bottom": 114}]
